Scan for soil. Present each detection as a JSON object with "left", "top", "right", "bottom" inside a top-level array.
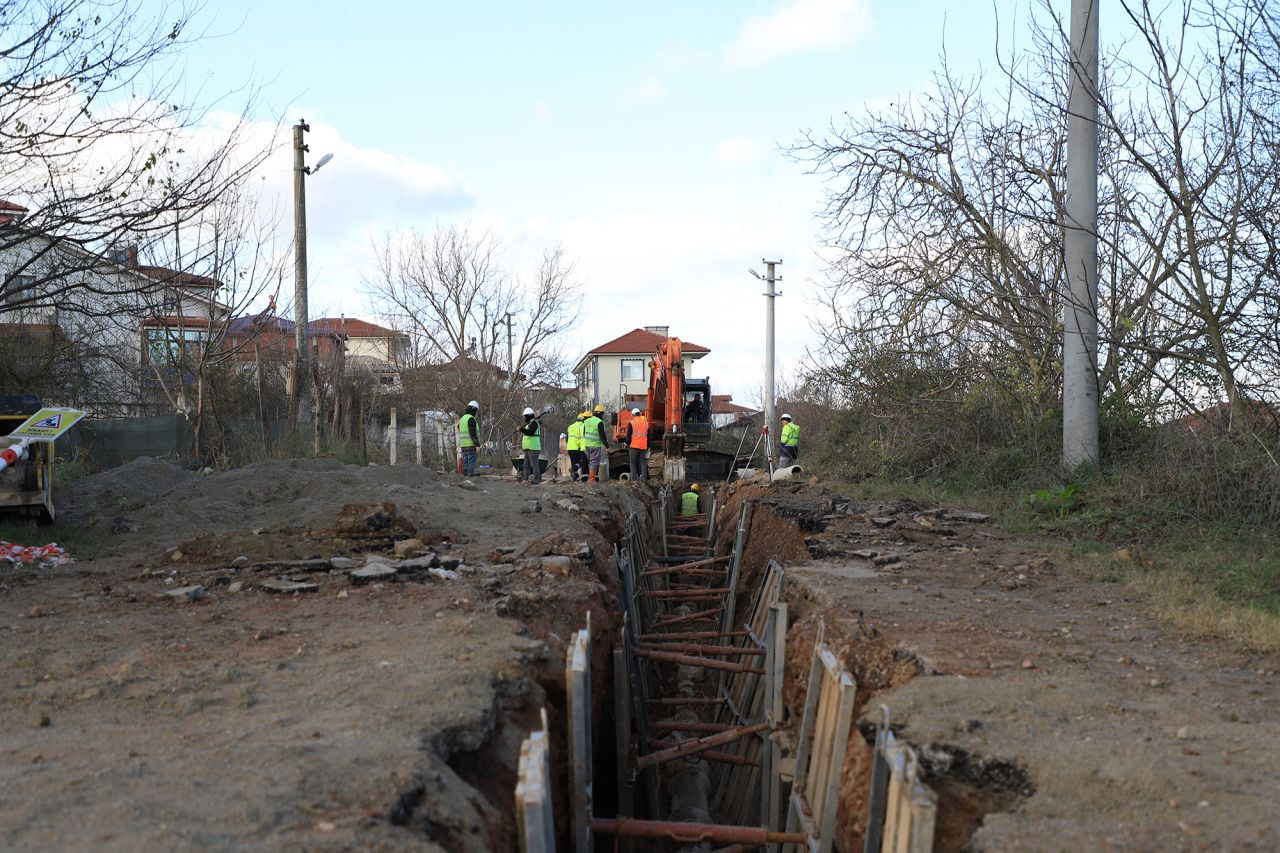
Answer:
[
  {"left": 751, "top": 483, "right": 1280, "bottom": 851},
  {"left": 4, "top": 464, "right": 1279, "bottom": 851},
  {"left": 0, "top": 458, "right": 642, "bottom": 851}
]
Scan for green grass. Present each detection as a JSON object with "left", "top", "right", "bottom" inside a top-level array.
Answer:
[
  {"left": 835, "top": 472, "right": 1280, "bottom": 653},
  {"left": 0, "top": 517, "right": 102, "bottom": 559}
]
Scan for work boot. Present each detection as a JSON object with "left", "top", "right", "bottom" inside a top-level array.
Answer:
[{"left": 588, "top": 469, "right": 598, "bottom": 482}]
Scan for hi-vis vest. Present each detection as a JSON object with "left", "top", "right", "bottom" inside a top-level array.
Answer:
[
  {"left": 522, "top": 419, "right": 542, "bottom": 451},
  {"left": 582, "top": 416, "right": 605, "bottom": 447},
  {"left": 781, "top": 421, "right": 800, "bottom": 447},
  {"left": 458, "top": 413, "right": 477, "bottom": 448},
  {"left": 566, "top": 420, "right": 585, "bottom": 451},
  {"left": 629, "top": 415, "right": 649, "bottom": 450},
  {"left": 680, "top": 490, "right": 700, "bottom": 516}
]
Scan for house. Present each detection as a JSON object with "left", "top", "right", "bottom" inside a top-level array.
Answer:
[
  {"left": 711, "top": 394, "right": 761, "bottom": 429},
  {"left": 0, "top": 201, "right": 228, "bottom": 414},
  {"left": 224, "top": 308, "right": 346, "bottom": 364},
  {"left": 311, "top": 317, "right": 409, "bottom": 369},
  {"left": 574, "top": 326, "right": 710, "bottom": 411}
]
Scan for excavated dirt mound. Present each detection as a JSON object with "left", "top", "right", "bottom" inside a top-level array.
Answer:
[{"left": 0, "top": 458, "right": 652, "bottom": 851}]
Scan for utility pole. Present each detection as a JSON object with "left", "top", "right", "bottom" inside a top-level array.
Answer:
[
  {"left": 292, "top": 119, "right": 311, "bottom": 427},
  {"left": 754, "top": 260, "right": 782, "bottom": 468},
  {"left": 502, "top": 311, "right": 514, "bottom": 390},
  {"left": 1063, "top": 0, "right": 1100, "bottom": 469}
]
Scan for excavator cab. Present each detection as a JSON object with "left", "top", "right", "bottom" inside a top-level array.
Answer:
[
  {"left": 0, "top": 395, "right": 56, "bottom": 520},
  {"left": 681, "top": 379, "right": 713, "bottom": 446}
]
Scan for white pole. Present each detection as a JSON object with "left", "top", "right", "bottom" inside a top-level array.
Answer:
[
  {"left": 762, "top": 259, "right": 781, "bottom": 468},
  {"left": 415, "top": 411, "right": 423, "bottom": 465},
  {"left": 389, "top": 407, "right": 398, "bottom": 466},
  {"left": 1063, "top": 0, "right": 1100, "bottom": 468}
]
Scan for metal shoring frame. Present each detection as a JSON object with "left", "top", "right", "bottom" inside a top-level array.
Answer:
[
  {"left": 515, "top": 709, "right": 555, "bottom": 853},
  {"left": 567, "top": 615, "right": 593, "bottom": 853}
]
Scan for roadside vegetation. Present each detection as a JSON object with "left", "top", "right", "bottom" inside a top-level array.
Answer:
[{"left": 788, "top": 0, "right": 1280, "bottom": 652}]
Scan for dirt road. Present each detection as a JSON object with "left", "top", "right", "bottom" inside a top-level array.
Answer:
[{"left": 0, "top": 459, "right": 633, "bottom": 851}]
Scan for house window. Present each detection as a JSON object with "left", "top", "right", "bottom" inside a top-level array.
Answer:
[
  {"left": 5, "top": 273, "right": 35, "bottom": 304},
  {"left": 621, "top": 358, "right": 645, "bottom": 381},
  {"left": 145, "top": 327, "right": 207, "bottom": 365}
]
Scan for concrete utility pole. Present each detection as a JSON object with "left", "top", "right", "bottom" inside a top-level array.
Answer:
[
  {"left": 292, "top": 120, "right": 311, "bottom": 423},
  {"left": 753, "top": 260, "right": 782, "bottom": 467},
  {"left": 500, "top": 311, "right": 515, "bottom": 389},
  {"left": 1063, "top": 0, "right": 1100, "bottom": 469}
]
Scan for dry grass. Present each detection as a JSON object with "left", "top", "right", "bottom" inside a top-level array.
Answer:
[{"left": 1125, "top": 568, "right": 1280, "bottom": 655}]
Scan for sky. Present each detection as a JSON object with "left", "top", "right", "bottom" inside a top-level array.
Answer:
[{"left": 134, "top": 0, "right": 1025, "bottom": 404}]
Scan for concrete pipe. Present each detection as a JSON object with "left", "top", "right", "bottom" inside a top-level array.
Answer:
[
  {"left": 734, "top": 467, "right": 756, "bottom": 480},
  {"left": 618, "top": 472, "right": 631, "bottom": 482},
  {"left": 771, "top": 465, "right": 803, "bottom": 481}
]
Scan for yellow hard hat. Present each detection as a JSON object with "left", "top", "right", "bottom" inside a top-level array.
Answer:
[
  {"left": 691, "top": 483, "right": 700, "bottom": 492},
  {"left": 594, "top": 404, "right": 606, "bottom": 413},
  {"left": 578, "top": 411, "right": 588, "bottom": 420}
]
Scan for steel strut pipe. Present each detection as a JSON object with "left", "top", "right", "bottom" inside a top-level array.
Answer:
[
  {"left": 653, "top": 607, "right": 723, "bottom": 626},
  {"left": 633, "top": 648, "right": 765, "bottom": 674},
  {"left": 589, "top": 816, "right": 807, "bottom": 845},
  {"left": 647, "top": 739, "right": 759, "bottom": 767},
  {"left": 641, "top": 587, "right": 730, "bottom": 599},
  {"left": 651, "top": 720, "right": 737, "bottom": 734},
  {"left": 635, "top": 721, "right": 770, "bottom": 770},
  {"left": 640, "top": 642, "right": 766, "bottom": 657},
  {"left": 638, "top": 630, "right": 748, "bottom": 641}
]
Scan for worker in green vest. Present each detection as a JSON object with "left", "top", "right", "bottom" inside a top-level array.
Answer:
[
  {"left": 519, "top": 406, "right": 543, "bottom": 484},
  {"left": 566, "top": 411, "right": 587, "bottom": 482},
  {"left": 582, "top": 404, "right": 609, "bottom": 482},
  {"left": 680, "top": 483, "right": 701, "bottom": 516},
  {"left": 779, "top": 413, "right": 800, "bottom": 467},
  {"left": 457, "top": 400, "right": 480, "bottom": 477}
]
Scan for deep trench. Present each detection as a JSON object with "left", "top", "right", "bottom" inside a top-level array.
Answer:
[{"left": 387, "top": 484, "right": 1036, "bottom": 851}]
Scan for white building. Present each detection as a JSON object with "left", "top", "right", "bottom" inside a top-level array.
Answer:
[{"left": 573, "top": 326, "right": 710, "bottom": 412}]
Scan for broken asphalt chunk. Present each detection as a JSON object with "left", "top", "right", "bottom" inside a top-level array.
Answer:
[{"left": 259, "top": 578, "right": 319, "bottom": 594}]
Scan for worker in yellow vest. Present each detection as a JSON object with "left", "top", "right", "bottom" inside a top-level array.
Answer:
[
  {"left": 680, "top": 483, "right": 701, "bottom": 516},
  {"left": 457, "top": 400, "right": 480, "bottom": 477},
  {"left": 582, "top": 404, "right": 609, "bottom": 482},
  {"left": 779, "top": 413, "right": 800, "bottom": 467},
  {"left": 566, "top": 411, "right": 588, "bottom": 482},
  {"left": 519, "top": 406, "right": 543, "bottom": 484},
  {"left": 624, "top": 407, "right": 650, "bottom": 481}
]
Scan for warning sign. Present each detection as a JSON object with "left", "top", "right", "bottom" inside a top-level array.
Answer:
[{"left": 9, "top": 407, "right": 85, "bottom": 441}]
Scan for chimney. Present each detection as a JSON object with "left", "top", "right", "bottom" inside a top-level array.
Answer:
[
  {"left": 644, "top": 325, "right": 669, "bottom": 337},
  {"left": 126, "top": 245, "right": 138, "bottom": 269}
]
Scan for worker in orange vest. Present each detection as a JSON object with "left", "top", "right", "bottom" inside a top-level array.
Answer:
[{"left": 623, "top": 407, "right": 650, "bottom": 481}]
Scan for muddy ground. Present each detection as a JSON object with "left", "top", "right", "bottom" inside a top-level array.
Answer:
[
  {"left": 2, "top": 462, "right": 1278, "bottom": 851},
  {"left": 0, "top": 458, "right": 638, "bottom": 851}
]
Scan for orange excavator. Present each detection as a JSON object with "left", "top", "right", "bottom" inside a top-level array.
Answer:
[{"left": 610, "top": 337, "right": 732, "bottom": 480}]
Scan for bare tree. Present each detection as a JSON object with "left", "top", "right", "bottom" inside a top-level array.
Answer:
[{"left": 0, "top": 0, "right": 275, "bottom": 316}]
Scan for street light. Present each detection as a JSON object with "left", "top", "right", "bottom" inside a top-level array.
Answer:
[{"left": 291, "top": 119, "right": 334, "bottom": 426}]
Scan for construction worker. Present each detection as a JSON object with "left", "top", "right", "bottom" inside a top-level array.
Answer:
[
  {"left": 582, "top": 404, "right": 609, "bottom": 482},
  {"left": 519, "top": 406, "right": 542, "bottom": 485},
  {"left": 566, "top": 411, "right": 588, "bottom": 482},
  {"left": 680, "top": 482, "right": 701, "bottom": 516},
  {"left": 457, "top": 400, "right": 480, "bottom": 477},
  {"left": 624, "top": 407, "right": 650, "bottom": 481},
  {"left": 779, "top": 413, "right": 800, "bottom": 466}
]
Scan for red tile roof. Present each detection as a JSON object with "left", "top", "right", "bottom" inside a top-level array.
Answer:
[
  {"left": 712, "top": 396, "right": 758, "bottom": 415},
  {"left": 586, "top": 328, "right": 710, "bottom": 356},
  {"left": 312, "top": 317, "right": 406, "bottom": 338},
  {"left": 0, "top": 200, "right": 29, "bottom": 212}
]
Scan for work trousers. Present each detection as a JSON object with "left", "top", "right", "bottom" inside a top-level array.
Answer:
[
  {"left": 569, "top": 449, "right": 587, "bottom": 481},
  {"left": 521, "top": 450, "right": 542, "bottom": 484},
  {"left": 779, "top": 445, "right": 798, "bottom": 467},
  {"left": 460, "top": 447, "right": 478, "bottom": 477},
  {"left": 628, "top": 448, "right": 649, "bottom": 481},
  {"left": 585, "top": 446, "right": 603, "bottom": 475}
]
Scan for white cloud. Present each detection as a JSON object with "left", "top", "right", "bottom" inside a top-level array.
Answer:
[
  {"left": 723, "top": 0, "right": 874, "bottom": 68},
  {"left": 714, "top": 135, "right": 767, "bottom": 165},
  {"left": 533, "top": 100, "right": 553, "bottom": 123}
]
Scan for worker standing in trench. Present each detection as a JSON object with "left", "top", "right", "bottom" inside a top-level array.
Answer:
[
  {"left": 457, "top": 400, "right": 480, "bottom": 477},
  {"left": 623, "top": 407, "right": 650, "bottom": 481},
  {"left": 680, "top": 482, "right": 701, "bottom": 515},
  {"left": 582, "top": 405, "right": 609, "bottom": 482}
]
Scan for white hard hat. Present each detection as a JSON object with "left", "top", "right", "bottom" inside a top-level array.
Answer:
[
  {"left": 523, "top": 406, "right": 535, "bottom": 415},
  {"left": 631, "top": 407, "right": 640, "bottom": 415},
  {"left": 781, "top": 413, "right": 792, "bottom": 420},
  {"left": 468, "top": 400, "right": 479, "bottom": 409}
]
